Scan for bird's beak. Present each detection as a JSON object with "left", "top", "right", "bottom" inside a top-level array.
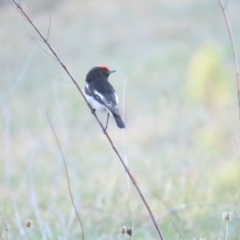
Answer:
[{"left": 109, "top": 70, "right": 116, "bottom": 74}]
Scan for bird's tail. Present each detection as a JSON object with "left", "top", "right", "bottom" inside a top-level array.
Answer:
[{"left": 113, "top": 114, "right": 125, "bottom": 129}]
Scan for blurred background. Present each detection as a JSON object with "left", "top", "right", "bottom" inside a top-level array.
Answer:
[{"left": 1, "top": 0, "right": 240, "bottom": 239}]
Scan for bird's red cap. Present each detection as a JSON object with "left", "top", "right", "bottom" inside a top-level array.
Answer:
[{"left": 97, "top": 65, "right": 110, "bottom": 71}]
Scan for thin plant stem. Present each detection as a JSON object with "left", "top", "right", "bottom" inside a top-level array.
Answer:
[
  {"left": 0, "top": 210, "right": 10, "bottom": 240},
  {"left": 121, "top": 78, "right": 135, "bottom": 239},
  {"left": 218, "top": 0, "right": 240, "bottom": 119},
  {"left": 225, "top": 222, "right": 229, "bottom": 240},
  {"left": 169, "top": 218, "right": 185, "bottom": 240},
  {"left": 46, "top": 112, "right": 85, "bottom": 240}
]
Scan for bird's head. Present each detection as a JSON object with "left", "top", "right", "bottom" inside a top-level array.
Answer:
[{"left": 86, "top": 65, "right": 116, "bottom": 82}]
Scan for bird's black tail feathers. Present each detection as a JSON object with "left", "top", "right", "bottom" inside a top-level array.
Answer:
[{"left": 113, "top": 114, "right": 125, "bottom": 129}]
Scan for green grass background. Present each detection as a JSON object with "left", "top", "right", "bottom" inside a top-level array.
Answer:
[{"left": 1, "top": 0, "right": 240, "bottom": 239}]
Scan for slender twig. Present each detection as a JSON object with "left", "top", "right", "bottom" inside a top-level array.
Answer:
[
  {"left": 24, "top": 2, "right": 33, "bottom": 21},
  {"left": 7, "top": 0, "right": 15, "bottom": 7},
  {"left": 121, "top": 78, "right": 135, "bottom": 239},
  {"left": 46, "top": 11, "right": 51, "bottom": 41},
  {"left": 8, "top": 31, "right": 29, "bottom": 38},
  {"left": 29, "top": 35, "right": 57, "bottom": 61},
  {"left": 0, "top": 210, "right": 10, "bottom": 240},
  {"left": 169, "top": 218, "right": 185, "bottom": 240},
  {"left": 46, "top": 74, "right": 74, "bottom": 84},
  {"left": 225, "top": 222, "right": 229, "bottom": 240},
  {"left": 10, "top": 1, "right": 164, "bottom": 239},
  {"left": 0, "top": 211, "right": 8, "bottom": 230},
  {"left": 9, "top": 31, "right": 44, "bottom": 43},
  {"left": 224, "top": 0, "right": 229, "bottom": 8},
  {"left": 218, "top": 0, "right": 240, "bottom": 119},
  {"left": 46, "top": 112, "right": 85, "bottom": 240}
]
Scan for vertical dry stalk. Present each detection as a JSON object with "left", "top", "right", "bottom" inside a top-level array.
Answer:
[
  {"left": 218, "top": 0, "right": 240, "bottom": 119},
  {"left": 10, "top": 1, "right": 164, "bottom": 239},
  {"left": 0, "top": 210, "right": 10, "bottom": 240},
  {"left": 169, "top": 218, "right": 185, "bottom": 240},
  {"left": 121, "top": 79, "right": 135, "bottom": 236},
  {"left": 225, "top": 222, "right": 229, "bottom": 240},
  {"left": 47, "top": 112, "right": 85, "bottom": 240}
]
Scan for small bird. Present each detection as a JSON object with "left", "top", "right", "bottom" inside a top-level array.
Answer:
[{"left": 84, "top": 65, "right": 125, "bottom": 132}]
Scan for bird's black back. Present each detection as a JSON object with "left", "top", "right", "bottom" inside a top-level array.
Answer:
[{"left": 87, "top": 78, "right": 120, "bottom": 115}]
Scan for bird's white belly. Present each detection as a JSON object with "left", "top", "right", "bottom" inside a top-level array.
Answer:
[{"left": 85, "top": 94, "right": 107, "bottom": 112}]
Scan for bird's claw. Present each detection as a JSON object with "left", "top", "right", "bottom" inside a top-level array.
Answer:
[{"left": 91, "top": 108, "right": 96, "bottom": 114}]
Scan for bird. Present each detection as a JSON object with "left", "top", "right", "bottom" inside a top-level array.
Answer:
[{"left": 84, "top": 65, "right": 125, "bottom": 132}]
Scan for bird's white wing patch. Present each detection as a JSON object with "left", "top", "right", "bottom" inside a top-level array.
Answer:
[
  {"left": 84, "top": 84, "right": 91, "bottom": 95},
  {"left": 114, "top": 92, "right": 119, "bottom": 107},
  {"left": 94, "top": 91, "right": 111, "bottom": 106}
]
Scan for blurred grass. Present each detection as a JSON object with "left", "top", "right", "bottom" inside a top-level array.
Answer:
[{"left": 1, "top": 0, "right": 240, "bottom": 239}]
